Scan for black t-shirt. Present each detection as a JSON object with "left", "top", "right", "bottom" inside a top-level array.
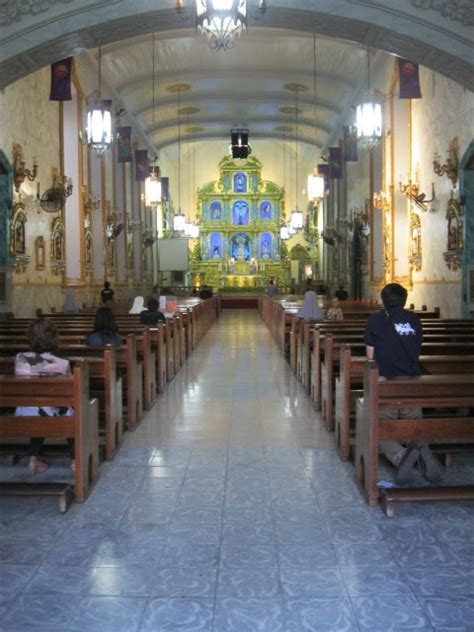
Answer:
[
  {"left": 364, "top": 307, "right": 423, "bottom": 378},
  {"left": 335, "top": 289, "right": 348, "bottom": 300},
  {"left": 199, "top": 289, "right": 213, "bottom": 299},
  {"left": 139, "top": 310, "right": 166, "bottom": 325},
  {"left": 101, "top": 288, "right": 114, "bottom": 302}
]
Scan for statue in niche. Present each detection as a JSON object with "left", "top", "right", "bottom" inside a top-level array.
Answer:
[
  {"left": 446, "top": 193, "right": 463, "bottom": 253},
  {"left": 233, "top": 200, "right": 249, "bottom": 225},
  {"left": 85, "top": 232, "right": 93, "bottom": 268},
  {"left": 212, "top": 244, "right": 221, "bottom": 258},
  {"left": 14, "top": 221, "right": 25, "bottom": 254},
  {"left": 234, "top": 172, "right": 247, "bottom": 193},
  {"left": 232, "top": 234, "right": 250, "bottom": 261},
  {"left": 261, "top": 234, "right": 272, "bottom": 259},
  {"left": 260, "top": 201, "right": 272, "bottom": 220},
  {"left": 210, "top": 201, "right": 222, "bottom": 220}
]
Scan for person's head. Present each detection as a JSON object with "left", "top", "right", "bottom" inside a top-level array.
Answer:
[
  {"left": 269, "top": 280, "right": 274, "bottom": 286},
  {"left": 338, "top": 284, "right": 344, "bottom": 290},
  {"left": 331, "top": 297, "right": 339, "bottom": 307},
  {"left": 381, "top": 283, "right": 408, "bottom": 309},
  {"left": 27, "top": 318, "right": 58, "bottom": 354},
  {"left": 93, "top": 307, "right": 119, "bottom": 335},
  {"left": 104, "top": 281, "right": 110, "bottom": 289},
  {"left": 147, "top": 298, "right": 159, "bottom": 312}
]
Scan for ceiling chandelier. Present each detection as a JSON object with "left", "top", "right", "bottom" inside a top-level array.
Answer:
[
  {"left": 86, "top": 46, "right": 112, "bottom": 156},
  {"left": 177, "top": 1, "right": 267, "bottom": 51},
  {"left": 145, "top": 33, "right": 162, "bottom": 208},
  {"left": 307, "top": 34, "right": 325, "bottom": 203},
  {"left": 355, "top": 46, "right": 382, "bottom": 150}
]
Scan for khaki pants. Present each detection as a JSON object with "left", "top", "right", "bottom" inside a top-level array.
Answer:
[{"left": 379, "top": 406, "right": 424, "bottom": 467}]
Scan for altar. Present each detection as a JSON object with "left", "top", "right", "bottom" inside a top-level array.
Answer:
[{"left": 224, "top": 274, "right": 258, "bottom": 289}]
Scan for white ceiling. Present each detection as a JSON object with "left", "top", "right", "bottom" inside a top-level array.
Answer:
[{"left": 97, "top": 25, "right": 372, "bottom": 161}]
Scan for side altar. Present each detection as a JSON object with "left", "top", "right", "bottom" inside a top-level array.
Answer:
[{"left": 190, "top": 156, "right": 289, "bottom": 290}]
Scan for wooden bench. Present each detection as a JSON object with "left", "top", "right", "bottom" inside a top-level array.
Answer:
[
  {"left": 0, "top": 363, "right": 99, "bottom": 505},
  {"left": 354, "top": 361, "right": 474, "bottom": 515},
  {"left": 335, "top": 348, "right": 474, "bottom": 461}
]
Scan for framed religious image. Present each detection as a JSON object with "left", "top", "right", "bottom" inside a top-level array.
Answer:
[{"left": 35, "top": 236, "right": 45, "bottom": 270}]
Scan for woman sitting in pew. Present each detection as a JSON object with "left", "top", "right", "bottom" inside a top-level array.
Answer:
[
  {"left": 15, "top": 318, "right": 74, "bottom": 474},
  {"left": 295, "top": 290, "right": 324, "bottom": 321},
  {"left": 86, "top": 307, "right": 122, "bottom": 347}
]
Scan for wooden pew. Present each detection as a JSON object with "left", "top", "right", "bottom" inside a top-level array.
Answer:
[
  {"left": 0, "top": 349, "right": 122, "bottom": 462},
  {"left": 354, "top": 361, "right": 474, "bottom": 515},
  {"left": 0, "top": 363, "right": 99, "bottom": 507},
  {"left": 335, "top": 347, "right": 474, "bottom": 461}
]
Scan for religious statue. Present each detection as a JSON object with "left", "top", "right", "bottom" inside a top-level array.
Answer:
[
  {"left": 212, "top": 244, "right": 221, "bottom": 258},
  {"left": 261, "top": 238, "right": 271, "bottom": 259},
  {"left": 236, "top": 236, "right": 247, "bottom": 260}
]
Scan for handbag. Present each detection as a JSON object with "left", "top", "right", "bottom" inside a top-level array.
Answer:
[{"left": 385, "top": 314, "right": 430, "bottom": 376}]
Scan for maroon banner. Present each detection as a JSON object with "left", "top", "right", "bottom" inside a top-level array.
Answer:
[
  {"left": 329, "top": 147, "right": 342, "bottom": 179},
  {"left": 343, "top": 125, "right": 358, "bottom": 162},
  {"left": 117, "top": 127, "right": 132, "bottom": 163},
  {"left": 135, "top": 149, "right": 148, "bottom": 182},
  {"left": 160, "top": 177, "right": 169, "bottom": 201},
  {"left": 398, "top": 58, "right": 422, "bottom": 99},
  {"left": 49, "top": 57, "right": 73, "bottom": 101}
]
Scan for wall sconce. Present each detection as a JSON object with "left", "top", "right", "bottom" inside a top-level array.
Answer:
[
  {"left": 38, "top": 169, "right": 73, "bottom": 213},
  {"left": 433, "top": 136, "right": 459, "bottom": 188},
  {"left": 12, "top": 143, "right": 38, "bottom": 193},
  {"left": 398, "top": 178, "right": 435, "bottom": 213}
]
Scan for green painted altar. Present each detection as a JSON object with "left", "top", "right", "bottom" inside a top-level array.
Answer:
[{"left": 190, "top": 156, "right": 289, "bottom": 289}]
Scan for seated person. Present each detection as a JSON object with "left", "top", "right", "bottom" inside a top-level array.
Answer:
[
  {"left": 129, "top": 296, "right": 144, "bottom": 314},
  {"left": 14, "top": 318, "right": 73, "bottom": 474},
  {"left": 267, "top": 279, "right": 277, "bottom": 297},
  {"left": 295, "top": 290, "right": 324, "bottom": 321},
  {"left": 335, "top": 284, "right": 348, "bottom": 301},
  {"left": 86, "top": 307, "right": 122, "bottom": 347},
  {"left": 139, "top": 298, "right": 166, "bottom": 325},
  {"left": 199, "top": 285, "right": 213, "bottom": 299},
  {"left": 100, "top": 281, "right": 114, "bottom": 304},
  {"left": 326, "top": 297, "right": 344, "bottom": 321}
]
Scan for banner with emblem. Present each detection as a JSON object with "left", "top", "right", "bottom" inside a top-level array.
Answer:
[
  {"left": 329, "top": 147, "right": 342, "bottom": 179},
  {"left": 398, "top": 58, "right": 422, "bottom": 99},
  {"left": 343, "top": 125, "right": 358, "bottom": 162},
  {"left": 49, "top": 57, "right": 73, "bottom": 101},
  {"left": 135, "top": 149, "right": 148, "bottom": 182},
  {"left": 117, "top": 127, "right": 132, "bottom": 163}
]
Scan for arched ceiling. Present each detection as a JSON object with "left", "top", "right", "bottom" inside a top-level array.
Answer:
[{"left": 1, "top": 1, "right": 472, "bottom": 161}]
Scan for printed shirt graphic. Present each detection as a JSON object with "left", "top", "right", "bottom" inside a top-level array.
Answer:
[{"left": 364, "top": 308, "right": 422, "bottom": 377}]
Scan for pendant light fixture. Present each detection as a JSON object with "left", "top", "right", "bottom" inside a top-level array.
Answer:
[
  {"left": 279, "top": 130, "right": 290, "bottom": 240},
  {"left": 184, "top": 120, "right": 200, "bottom": 238},
  {"left": 173, "top": 86, "right": 186, "bottom": 233},
  {"left": 307, "top": 34, "right": 325, "bottom": 202},
  {"left": 290, "top": 87, "right": 303, "bottom": 231},
  {"left": 86, "top": 46, "right": 112, "bottom": 156},
  {"left": 145, "top": 33, "right": 162, "bottom": 207},
  {"left": 355, "top": 46, "right": 382, "bottom": 150}
]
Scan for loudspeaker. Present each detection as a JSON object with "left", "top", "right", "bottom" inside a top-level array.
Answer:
[{"left": 230, "top": 128, "right": 251, "bottom": 159}]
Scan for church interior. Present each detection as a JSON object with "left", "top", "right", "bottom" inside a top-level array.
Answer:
[{"left": 0, "top": 1, "right": 473, "bottom": 630}]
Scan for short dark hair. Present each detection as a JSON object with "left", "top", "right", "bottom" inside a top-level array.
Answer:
[
  {"left": 27, "top": 318, "right": 58, "bottom": 353},
  {"left": 381, "top": 283, "right": 408, "bottom": 309},
  {"left": 147, "top": 298, "right": 159, "bottom": 312},
  {"left": 104, "top": 281, "right": 110, "bottom": 289},
  {"left": 93, "top": 307, "right": 119, "bottom": 336}
]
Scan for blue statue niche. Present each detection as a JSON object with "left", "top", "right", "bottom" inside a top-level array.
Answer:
[
  {"left": 210, "top": 232, "right": 223, "bottom": 259},
  {"left": 233, "top": 172, "right": 247, "bottom": 193},
  {"left": 260, "top": 233, "right": 272, "bottom": 259},
  {"left": 210, "top": 200, "right": 222, "bottom": 220},
  {"left": 231, "top": 232, "right": 251, "bottom": 261},
  {"left": 233, "top": 200, "right": 249, "bottom": 226},
  {"left": 260, "top": 201, "right": 272, "bottom": 220}
]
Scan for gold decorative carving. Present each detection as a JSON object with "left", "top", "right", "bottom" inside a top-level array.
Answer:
[
  {"left": 50, "top": 216, "right": 65, "bottom": 275},
  {"left": 409, "top": 212, "right": 422, "bottom": 271},
  {"left": 12, "top": 143, "right": 37, "bottom": 193},
  {"left": 443, "top": 192, "right": 463, "bottom": 271},
  {"left": 398, "top": 177, "right": 435, "bottom": 213}
]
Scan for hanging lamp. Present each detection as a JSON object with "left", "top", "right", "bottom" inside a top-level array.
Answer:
[
  {"left": 307, "top": 33, "right": 325, "bottom": 203},
  {"left": 355, "top": 46, "right": 382, "bottom": 150},
  {"left": 86, "top": 46, "right": 112, "bottom": 156},
  {"left": 145, "top": 33, "right": 162, "bottom": 207},
  {"left": 173, "top": 86, "right": 186, "bottom": 233},
  {"left": 290, "top": 89, "right": 303, "bottom": 231}
]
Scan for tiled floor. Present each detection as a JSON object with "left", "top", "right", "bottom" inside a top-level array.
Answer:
[{"left": 1, "top": 310, "right": 473, "bottom": 631}]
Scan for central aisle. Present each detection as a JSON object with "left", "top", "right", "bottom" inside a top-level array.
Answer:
[{"left": 2, "top": 311, "right": 472, "bottom": 631}]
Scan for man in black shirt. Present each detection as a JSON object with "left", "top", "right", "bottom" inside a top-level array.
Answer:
[
  {"left": 335, "top": 285, "right": 348, "bottom": 301},
  {"left": 139, "top": 298, "right": 166, "bottom": 325},
  {"left": 100, "top": 281, "right": 114, "bottom": 304},
  {"left": 364, "top": 283, "right": 442, "bottom": 484},
  {"left": 199, "top": 285, "right": 213, "bottom": 299}
]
